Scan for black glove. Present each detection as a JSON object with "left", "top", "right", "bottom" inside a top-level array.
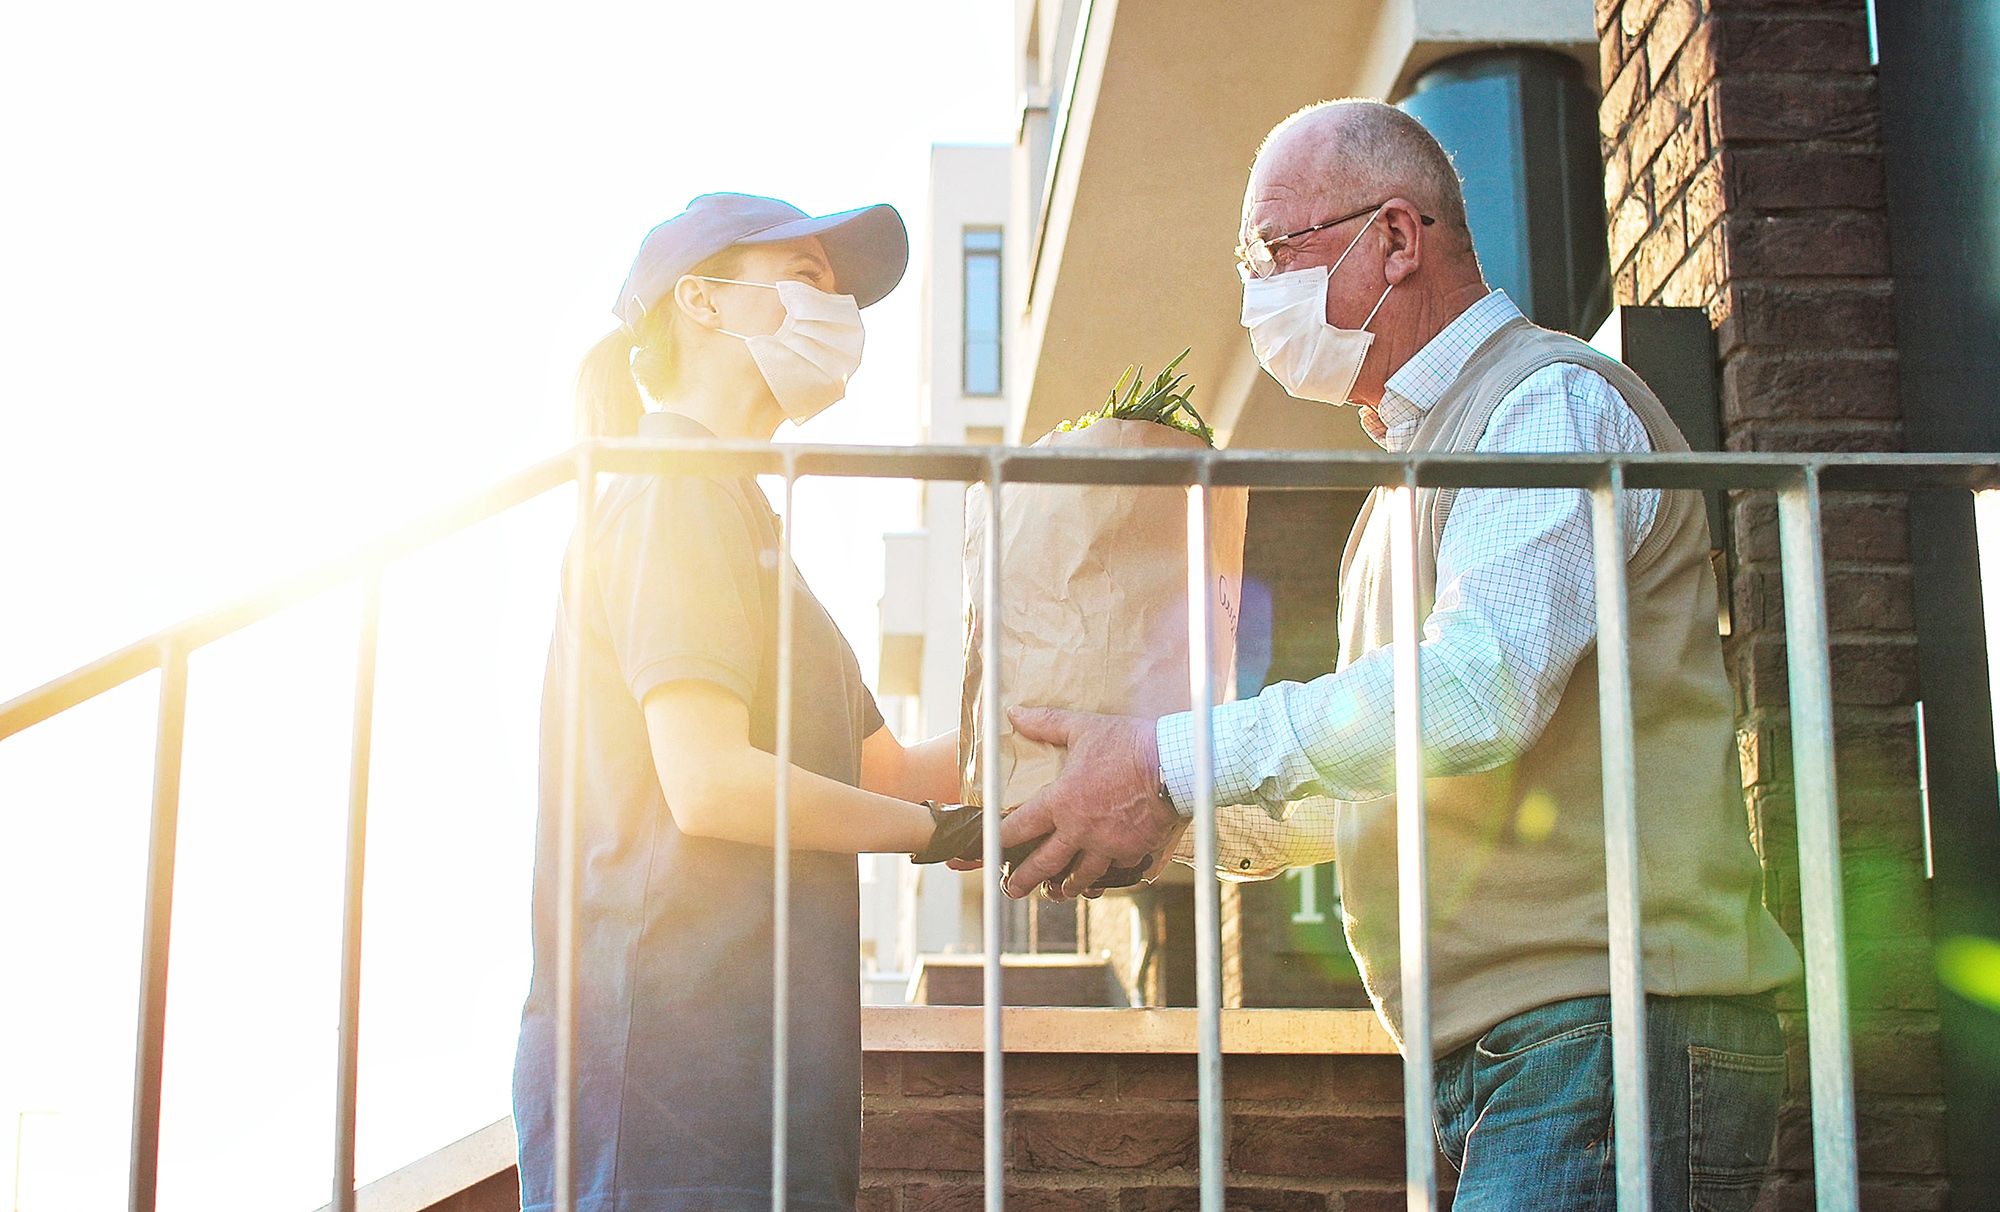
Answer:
[
  {"left": 912, "top": 801, "right": 1039, "bottom": 866},
  {"left": 913, "top": 802, "right": 1154, "bottom": 891},
  {"left": 1077, "top": 857, "right": 1154, "bottom": 892}
]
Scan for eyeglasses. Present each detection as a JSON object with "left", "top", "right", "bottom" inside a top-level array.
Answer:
[{"left": 1235, "top": 201, "right": 1436, "bottom": 279}]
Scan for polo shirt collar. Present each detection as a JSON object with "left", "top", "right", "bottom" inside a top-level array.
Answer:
[
  {"left": 1373, "top": 289, "right": 1521, "bottom": 451},
  {"left": 638, "top": 410, "right": 719, "bottom": 440}
]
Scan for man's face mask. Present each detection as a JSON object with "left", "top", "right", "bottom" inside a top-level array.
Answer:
[
  {"left": 1239, "top": 204, "right": 1394, "bottom": 407},
  {"left": 693, "top": 276, "right": 866, "bottom": 425}
]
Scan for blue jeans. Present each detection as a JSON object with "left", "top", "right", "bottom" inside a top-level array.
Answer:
[{"left": 1434, "top": 994, "right": 1786, "bottom": 1211}]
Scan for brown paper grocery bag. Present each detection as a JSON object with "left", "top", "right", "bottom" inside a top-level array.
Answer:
[{"left": 959, "top": 419, "right": 1249, "bottom": 808}]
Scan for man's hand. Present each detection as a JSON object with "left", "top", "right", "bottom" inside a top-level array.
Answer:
[
  {"left": 1043, "top": 817, "right": 1188, "bottom": 902},
  {"left": 997, "top": 706, "right": 1185, "bottom": 899}
]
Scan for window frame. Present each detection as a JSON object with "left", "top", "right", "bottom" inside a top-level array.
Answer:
[{"left": 961, "top": 227, "right": 1004, "bottom": 397}]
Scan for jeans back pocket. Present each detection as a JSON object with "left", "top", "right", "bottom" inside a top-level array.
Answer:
[{"left": 1687, "top": 1044, "right": 1784, "bottom": 1212}]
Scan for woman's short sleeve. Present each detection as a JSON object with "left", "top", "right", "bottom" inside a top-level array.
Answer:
[{"left": 591, "top": 475, "right": 768, "bottom": 707}]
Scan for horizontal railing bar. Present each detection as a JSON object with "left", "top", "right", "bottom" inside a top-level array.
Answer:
[
  {"left": 8, "top": 441, "right": 1996, "bottom": 743},
  {"left": 1814, "top": 460, "right": 2000, "bottom": 492},
  {"left": 0, "top": 452, "right": 577, "bottom": 741},
  {"left": 593, "top": 441, "right": 2000, "bottom": 492}
]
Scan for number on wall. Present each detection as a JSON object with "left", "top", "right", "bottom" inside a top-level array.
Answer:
[{"left": 1284, "top": 866, "right": 1326, "bottom": 925}]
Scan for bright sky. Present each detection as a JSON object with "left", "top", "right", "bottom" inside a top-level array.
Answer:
[{"left": 0, "top": 3, "right": 1013, "bottom": 1208}]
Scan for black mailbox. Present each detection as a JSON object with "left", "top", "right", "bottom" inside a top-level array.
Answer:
[{"left": 1592, "top": 304, "right": 1732, "bottom": 634}]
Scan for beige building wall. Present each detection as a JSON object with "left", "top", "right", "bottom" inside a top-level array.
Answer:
[{"left": 871, "top": 143, "right": 1019, "bottom": 999}]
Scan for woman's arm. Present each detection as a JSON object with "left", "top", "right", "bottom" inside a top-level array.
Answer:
[
  {"left": 644, "top": 680, "right": 934, "bottom": 853},
  {"left": 859, "top": 724, "right": 963, "bottom": 804}
]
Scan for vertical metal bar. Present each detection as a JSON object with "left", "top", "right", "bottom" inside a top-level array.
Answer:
[
  {"left": 1185, "top": 469, "right": 1224, "bottom": 1212},
  {"left": 554, "top": 447, "right": 597, "bottom": 1212},
  {"left": 1913, "top": 701, "right": 1934, "bottom": 879},
  {"left": 980, "top": 454, "right": 1005, "bottom": 1212},
  {"left": 772, "top": 455, "right": 799, "bottom": 1212},
  {"left": 331, "top": 576, "right": 383, "bottom": 1212},
  {"left": 1592, "top": 467, "right": 1652, "bottom": 1212},
  {"left": 14, "top": 1112, "right": 28, "bottom": 1212},
  {"left": 1777, "top": 469, "right": 1860, "bottom": 1212},
  {"left": 1388, "top": 470, "right": 1437, "bottom": 1212},
  {"left": 128, "top": 639, "right": 188, "bottom": 1212}
]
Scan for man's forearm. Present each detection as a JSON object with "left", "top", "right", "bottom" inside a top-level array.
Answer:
[{"left": 1156, "top": 635, "right": 1529, "bottom": 816}]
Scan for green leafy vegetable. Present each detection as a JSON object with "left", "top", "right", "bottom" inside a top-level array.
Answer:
[{"left": 1054, "top": 348, "right": 1213, "bottom": 446}]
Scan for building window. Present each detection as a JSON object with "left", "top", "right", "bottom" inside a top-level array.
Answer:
[{"left": 962, "top": 228, "right": 1003, "bottom": 396}]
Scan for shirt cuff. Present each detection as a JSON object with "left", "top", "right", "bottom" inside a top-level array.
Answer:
[
  {"left": 1155, "top": 713, "right": 1197, "bottom": 818},
  {"left": 1156, "top": 704, "right": 1277, "bottom": 818}
]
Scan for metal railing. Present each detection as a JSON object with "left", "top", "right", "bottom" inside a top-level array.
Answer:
[{"left": 2, "top": 441, "right": 1994, "bottom": 1212}]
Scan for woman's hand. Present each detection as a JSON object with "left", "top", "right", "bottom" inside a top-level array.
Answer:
[{"left": 912, "top": 802, "right": 1050, "bottom": 867}]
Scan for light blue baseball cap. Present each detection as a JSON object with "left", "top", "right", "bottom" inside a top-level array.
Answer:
[{"left": 614, "top": 192, "right": 908, "bottom": 331}]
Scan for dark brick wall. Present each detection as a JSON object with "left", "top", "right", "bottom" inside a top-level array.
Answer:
[
  {"left": 1597, "top": 0, "right": 1943, "bottom": 1205},
  {"left": 860, "top": 1050, "right": 1444, "bottom": 1211},
  {"left": 1229, "top": 489, "right": 1372, "bottom": 1011},
  {"left": 1226, "top": 869, "right": 1370, "bottom": 1011},
  {"left": 1239, "top": 490, "right": 1362, "bottom": 693},
  {"left": 1079, "top": 886, "right": 1199, "bottom": 1008}
]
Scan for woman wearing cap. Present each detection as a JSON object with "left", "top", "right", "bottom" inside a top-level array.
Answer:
[{"left": 512, "top": 194, "right": 999, "bottom": 1212}]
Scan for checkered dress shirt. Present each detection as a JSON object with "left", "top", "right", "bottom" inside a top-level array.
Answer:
[{"left": 1160, "top": 291, "right": 1661, "bottom": 877}]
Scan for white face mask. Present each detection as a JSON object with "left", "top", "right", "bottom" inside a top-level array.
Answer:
[
  {"left": 695, "top": 276, "right": 865, "bottom": 425},
  {"left": 1239, "top": 206, "right": 1393, "bottom": 406}
]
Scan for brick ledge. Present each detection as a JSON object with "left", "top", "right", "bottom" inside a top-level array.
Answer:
[{"left": 860, "top": 1006, "right": 1397, "bottom": 1054}]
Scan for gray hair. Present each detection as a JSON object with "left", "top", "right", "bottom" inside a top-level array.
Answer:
[{"left": 1258, "top": 98, "right": 1472, "bottom": 238}]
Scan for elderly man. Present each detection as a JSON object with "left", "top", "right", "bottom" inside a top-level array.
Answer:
[{"left": 997, "top": 100, "right": 1801, "bottom": 1210}]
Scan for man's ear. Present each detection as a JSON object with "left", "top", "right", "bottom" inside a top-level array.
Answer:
[
  {"left": 672, "top": 274, "right": 725, "bottom": 331},
  {"left": 1381, "top": 198, "right": 1427, "bottom": 287}
]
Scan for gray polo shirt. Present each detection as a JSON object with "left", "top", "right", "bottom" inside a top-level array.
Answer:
[{"left": 513, "top": 410, "right": 885, "bottom": 1212}]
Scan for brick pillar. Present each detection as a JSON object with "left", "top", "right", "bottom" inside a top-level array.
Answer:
[{"left": 1596, "top": 0, "right": 1945, "bottom": 1205}]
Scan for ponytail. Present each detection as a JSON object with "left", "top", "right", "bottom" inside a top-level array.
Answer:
[
  {"left": 575, "top": 327, "right": 644, "bottom": 439},
  {"left": 579, "top": 246, "right": 746, "bottom": 438}
]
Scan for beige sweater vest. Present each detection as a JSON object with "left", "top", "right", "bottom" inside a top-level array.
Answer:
[{"left": 1334, "top": 316, "right": 1800, "bottom": 1056}]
